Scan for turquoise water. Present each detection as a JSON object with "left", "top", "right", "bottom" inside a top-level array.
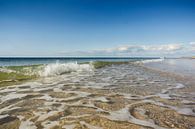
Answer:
[{"left": 0, "top": 57, "right": 158, "bottom": 66}]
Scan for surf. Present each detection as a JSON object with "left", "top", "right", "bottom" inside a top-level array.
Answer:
[{"left": 39, "top": 62, "right": 94, "bottom": 77}]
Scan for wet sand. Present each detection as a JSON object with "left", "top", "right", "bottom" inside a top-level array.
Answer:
[{"left": 0, "top": 62, "right": 195, "bottom": 129}]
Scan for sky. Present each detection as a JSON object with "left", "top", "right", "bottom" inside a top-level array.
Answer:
[{"left": 0, "top": 0, "right": 195, "bottom": 57}]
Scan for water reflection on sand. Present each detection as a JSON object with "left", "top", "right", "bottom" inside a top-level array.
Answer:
[{"left": 0, "top": 62, "right": 195, "bottom": 129}]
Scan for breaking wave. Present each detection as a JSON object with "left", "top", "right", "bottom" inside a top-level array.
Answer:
[
  {"left": 39, "top": 62, "right": 94, "bottom": 77},
  {"left": 0, "top": 59, "right": 164, "bottom": 78},
  {"left": 136, "top": 58, "right": 164, "bottom": 64}
]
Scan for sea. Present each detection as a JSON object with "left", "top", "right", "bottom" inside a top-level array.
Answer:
[
  {"left": 0, "top": 57, "right": 195, "bottom": 128},
  {"left": 0, "top": 57, "right": 159, "bottom": 66}
]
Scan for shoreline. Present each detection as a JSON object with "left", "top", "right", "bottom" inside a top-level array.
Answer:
[
  {"left": 0, "top": 60, "right": 195, "bottom": 129},
  {"left": 0, "top": 61, "right": 138, "bottom": 87}
]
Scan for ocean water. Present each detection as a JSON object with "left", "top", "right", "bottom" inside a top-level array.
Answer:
[
  {"left": 145, "top": 58, "right": 195, "bottom": 77},
  {"left": 0, "top": 57, "right": 195, "bottom": 128},
  {"left": 0, "top": 57, "right": 159, "bottom": 66},
  {"left": 1, "top": 57, "right": 194, "bottom": 78}
]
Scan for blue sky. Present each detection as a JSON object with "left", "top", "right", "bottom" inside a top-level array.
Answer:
[{"left": 0, "top": 0, "right": 195, "bottom": 57}]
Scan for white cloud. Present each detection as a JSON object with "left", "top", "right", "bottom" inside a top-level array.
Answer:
[
  {"left": 59, "top": 43, "right": 193, "bottom": 57},
  {"left": 143, "top": 44, "right": 183, "bottom": 51},
  {"left": 189, "top": 42, "right": 195, "bottom": 51},
  {"left": 190, "top": 42, "right": 195, "bottom": 45},
  {"left": 113, "top": 44, "right": 183, "bottom": 52},
  {"left": 117, "top": 46, "right": 129, "bottom": 51},
  {"left": 92, "top": 43, "right": 184, "bottom": 56}
]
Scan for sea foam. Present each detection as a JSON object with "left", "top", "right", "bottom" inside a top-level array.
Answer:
[
  {"left": 39, "top": 62, "right": 94, "bottom": 77},
  {"left": 137, "top": 58, "right": 164, "bottom": 64}
]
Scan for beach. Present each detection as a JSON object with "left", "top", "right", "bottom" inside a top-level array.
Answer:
[
  {"left": 0, "top": 58, "right": 195, "bottom": 129},
  {"left": 1, "top": 0, "right": 195, "bottom": 128}
]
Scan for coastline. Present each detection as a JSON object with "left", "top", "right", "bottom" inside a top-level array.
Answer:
[
  {"left": 0, "top": 61, "right": 138, "bottom": 87},
  {"left": 0, "top": 59, "right": 195, "bottom": 129}
]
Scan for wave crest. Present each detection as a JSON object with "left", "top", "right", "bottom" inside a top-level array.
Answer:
[{"left": 39, "top": 62, "right": 94, "bottom": 77}]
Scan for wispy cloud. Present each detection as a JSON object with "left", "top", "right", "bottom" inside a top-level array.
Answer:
[
  {"left": 59, "top": 43, "right": 194, "bottom": 57},
  {"left": 190, "top": 42, "right": 195, "bottom": 51}
]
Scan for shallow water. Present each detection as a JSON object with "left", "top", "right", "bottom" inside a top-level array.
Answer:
[
  {"left": 0, "top": 61, "right": 195, "bottom": 129},
  {"left": 145, "top": 59, "right": 195, "bottom": 78}
]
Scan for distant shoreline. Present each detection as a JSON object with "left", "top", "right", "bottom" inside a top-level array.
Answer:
[{"left": 0, "top": 56, "right": 194, "bottom": 59}]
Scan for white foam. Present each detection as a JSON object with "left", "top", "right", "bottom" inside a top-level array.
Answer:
[
  {"left": 0, "top": 68, "right": 15, "bottom": 73},
  {"left": 92, "top": 96, "right": 109, "bottom": 103},
  {"left": 39, "top": 62, "right": 93, "bottom": 77},
  {"left": 156, "top": 93, "right": 171, "bottom": 99},
  {"left": 174, "top": 83, "right": 185, "bottom": 89},
  {"left": 177, "top": 108, "right": 195, "bottom": 116},
  {"left": 18, "top": 116, "right": 37, "bottom": 129},
  {"left": 167, "top": 83, "right": 185, "bottom": 90},
  {"left": 137, "top": 58, "right": 164, "bottom": 64},
  {"left": 105, "top": 106, "right": 166, "bottom": 129},
  {"left": 0, "top": 88, "right": 18, "bottom": 93},
  {"left": 62, "top": 124, "right": 76, "bottom": 129},
  {"left": 33, "top": 87, "right": 52, "bottom": 92},
  {"left": 0, "top": 105, "right": 21, "bottom": 114},
  {"left": 108, "top": 107, "right": 131, "bottom": 121},
  {"left": 38, "top": 94, "right": 53, "bottom": 101},
  {"left": 19, "top": 120, "right": 37, "bottom": 129},
  {"left": 0, "top": 114, "right": 9, "bottom": 119},
  {"left": 0, "top": 93, "right": 27, "bottom": 102}
]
